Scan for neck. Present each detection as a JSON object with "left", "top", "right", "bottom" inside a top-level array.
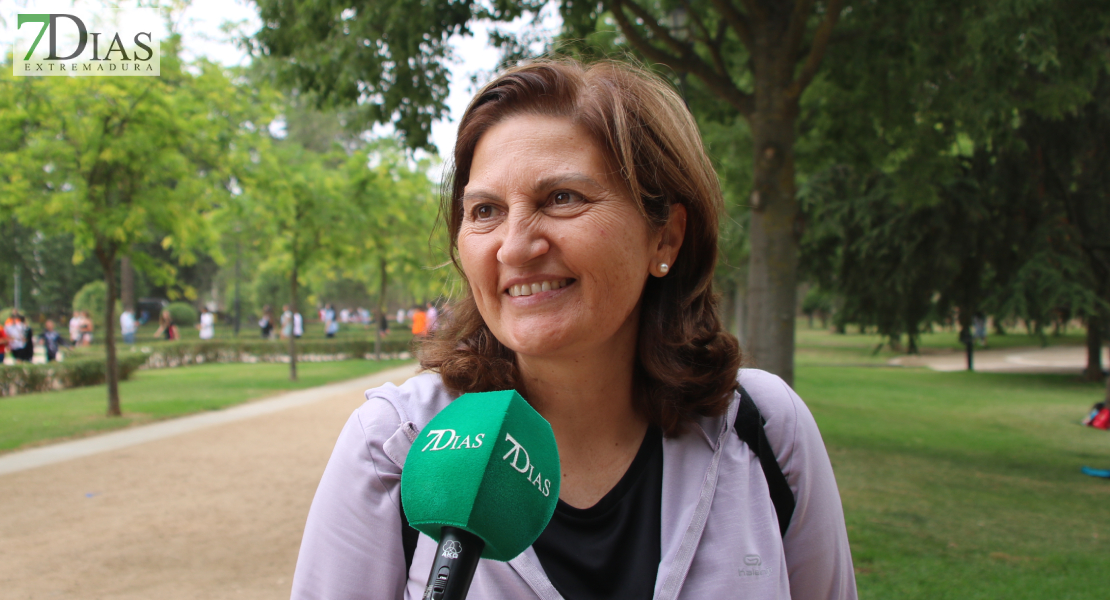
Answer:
[{"left": 514, "top": 319, "right": 648, "bottom": 509}]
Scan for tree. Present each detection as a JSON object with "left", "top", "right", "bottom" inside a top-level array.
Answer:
[
  {"left": 796, "top": 0, "right": 1109, "bottom": 382},
  {"left": 249, "top": 0, "right": 853, "bottom": 385},
  {"left": 1017, "top": 83, "right": 1110, "bottom": 385},
  {"left": 238, "top": 132, "right": 355, "bottom": 380},
  {"left": 343, "top": 142, "right": 445, "bottom": 357},
  {"left": 0, "top": 44, "right": 243, "bottom": 415}
]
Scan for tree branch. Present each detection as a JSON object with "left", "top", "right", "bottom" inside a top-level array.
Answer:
[
  {"left": 710, "top": 0, "right": 754, "bottom": 52},
  {"left": 782, "top": 0, "right": 815, "bottom": 69},
  {"left": 784, "top": 0, "right": 844, "bottom": 100},
  {"left": 738, "top": 0, "right": 765, "bottom": 22},
  {"left": 619, "top": 0, "right": 688, "bottom": 56},
  {"left": 611, "top": 0, "right": 753, "bottom": 115},
  {"left": 708, "top": 19, "right": 730, "bottom": 77},
  {"left": 684, "top": 3, "right": 728, "bottom": 78}
]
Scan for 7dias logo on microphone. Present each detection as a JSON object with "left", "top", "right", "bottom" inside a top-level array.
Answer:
[
  {"left": 12, "top": 1, "right": 161, "bottom": 76},
  {"left": 420, "top": 429, "right": 486, "bottom": 452},
  {"left": 501, "top": 433, "right": 553, "bottom": 497}
]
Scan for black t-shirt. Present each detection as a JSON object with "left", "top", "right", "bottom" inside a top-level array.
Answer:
[{"left": 532, "top": 427, "right": 663, "bottom": 600}]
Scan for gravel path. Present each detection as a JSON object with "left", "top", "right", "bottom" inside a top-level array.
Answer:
[
  {"left": 888, "top": 345, "right": 1107, "bottom": 374},
  {"left": 0, "top": 363, "right": 419, "bottom": 600}
]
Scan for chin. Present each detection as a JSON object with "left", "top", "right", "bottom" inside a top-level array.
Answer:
[{"left": 500, "top": 326, "right": 575, "bottom": 358}]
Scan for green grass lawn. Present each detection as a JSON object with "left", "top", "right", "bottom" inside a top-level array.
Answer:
[
  {"left": 794, "top": 330, "right": 1109, "bottom": 599},
  {"left": 0, "top": 359, "right": 411, "bottom": 453},
  {"left": 795, "top": 320, "right": 1089, "bottom": 368}
]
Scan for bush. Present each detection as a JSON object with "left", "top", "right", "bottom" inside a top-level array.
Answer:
[
  {"left": 0, "top": 354, "right": 147, "bottom": 397},
  {"left": 72, "top": 281, "right": 120, "bottom": 324},
  {"left": 137, "top": 337, "right": 413, "bottom": 368},
  {"left": 166, "top": 302, "right": 198, "bottom": 327},
  {"left": 0, "top": 337, "right": 414, "bottom": 396}
]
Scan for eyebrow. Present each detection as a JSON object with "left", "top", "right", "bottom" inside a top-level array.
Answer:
[{"left": 460, "top": 173, "right": 607, "bottom": 205}]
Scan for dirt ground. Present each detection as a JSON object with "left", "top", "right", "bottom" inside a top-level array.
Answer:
[{"left": 0, "top": 364, "right": 418, "bottom": 600}]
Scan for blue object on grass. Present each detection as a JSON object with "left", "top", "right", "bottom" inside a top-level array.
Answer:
[{"left": 1081, "top": 466, "right": 1110, "bottom": 478}]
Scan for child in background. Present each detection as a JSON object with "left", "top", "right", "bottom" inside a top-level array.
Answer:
[{"left": 39, "top": 320, "right": 64, "bottom": 362}]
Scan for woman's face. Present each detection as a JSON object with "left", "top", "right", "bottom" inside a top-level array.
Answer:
[{"left": 457, "top": 114, "right": 675, "bottom": 361}]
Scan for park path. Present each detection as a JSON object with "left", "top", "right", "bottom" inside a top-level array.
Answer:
[
  {"left": 888, "top": 344, "right": 1107, "bottom": 374},
  {"left": 0, "top": 363, "right": 420, "bottom": 600}
]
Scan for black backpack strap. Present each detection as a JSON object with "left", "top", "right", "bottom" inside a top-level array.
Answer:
[
  {"left": 734, "top": 385, "right": 796, "bottom": 537},
  {"left": 399, "top": 493, "right": 420, "bottom": 572}
]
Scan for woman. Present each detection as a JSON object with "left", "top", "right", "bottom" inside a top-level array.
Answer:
[
  {"left": 153, "top": 309, "right": 177, "bottom": 341},
  {"left": 78, "top": 311, "right": 94, "bottom": 346},
  {"left": 292, "top": 60, "right": 856, "bottom": 599}
]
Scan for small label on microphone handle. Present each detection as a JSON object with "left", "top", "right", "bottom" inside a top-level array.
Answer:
[{"left": 441, "top": 540, "right": 462, "bottom": 559}]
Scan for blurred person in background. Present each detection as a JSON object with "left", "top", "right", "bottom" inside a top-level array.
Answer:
[
  {"left": 197, "top": 306, "right": 215, "bottom": 340},
  {"left": 120, "top": 308, "right": 137, "bottom": 344},
  {"left": 39, "top": 320, "right": 64, "bottom": 362},
  {"left": 0, "top": 319, "right": 7, "bottom": 364},
  {"left": 410, "top": 303, "right": 427, "bottom": 338},
  {"left": 154, "top": 309, "right": 178, "bottom": 341},
  {"left": 259, "top": 305, "right": 274, "bottom": 339},
  {"left": 68, "top": 312, "right": 82, "bottom": 346}
]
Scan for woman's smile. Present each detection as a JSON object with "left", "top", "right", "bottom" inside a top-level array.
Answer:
[{"left": 505, "top": 278, "right": 573, "bottom": 298}]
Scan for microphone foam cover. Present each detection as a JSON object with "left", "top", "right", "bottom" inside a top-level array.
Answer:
[{"left": 401, "top": 390, "right": 560, "bottom": 562}]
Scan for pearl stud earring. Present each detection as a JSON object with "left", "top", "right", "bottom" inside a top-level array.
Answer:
[{"left": 659, "top": 263, "right": 669, "bottom": 274}]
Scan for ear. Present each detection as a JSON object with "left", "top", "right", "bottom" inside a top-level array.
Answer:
[{"left": 651, "top": 203, "right": 686, "bottom": 277}]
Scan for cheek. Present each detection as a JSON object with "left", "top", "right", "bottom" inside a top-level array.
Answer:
[{"left": 457, "top": 234, "right": 497, "bottom": 297}]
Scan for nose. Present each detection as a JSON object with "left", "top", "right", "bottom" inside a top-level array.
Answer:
[{"left": 496, "top": 211, "right": 549, "bottom": 267}]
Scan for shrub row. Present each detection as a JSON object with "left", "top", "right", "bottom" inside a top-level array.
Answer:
[
  {"left": 0, "top": 354, "right": 148, "bottom": 397},
  {"left": 1, "top": 338, "right": 414, "bottom": 397},
  {"left": 134, "top": 338, "right": 413, "bottom": 368}
]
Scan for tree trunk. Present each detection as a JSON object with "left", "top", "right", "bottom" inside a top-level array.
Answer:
[
  {"left": 233, "top": 240, "right": 241, "bottom": 337},
  {"left": 120, "top": 256, "right": 135, "bottom": 315},
  {"left": 288, "top": 265, "right": 298, "bottom": 381},
  {"left": 375, "top": 257, "right": 388, "bottom": 361},
  {"left": 745, "top": 59, "right": 800, "bottom": 386},
  {"left": 98, "top": 246, "right": 121, "bottom": 416},
  {"left": 1086, "top": 316, "right": 1104, "bottom": 382}
]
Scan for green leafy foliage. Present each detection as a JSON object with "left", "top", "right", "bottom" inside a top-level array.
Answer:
[
  {"left": 249, "top": 0, "right": 544, "bottom": 151},
  {"left": 795, "top": 0, "right": 1110, "bottom": 353},
  {"left": 71, "top": 281, "right": 121, "bottom": 325},
  {"left": 166, "top": 302, "right": 198, "bottom": 328},
  {"left": 0, "top": 38, "right": 265, "bottom": 414}
]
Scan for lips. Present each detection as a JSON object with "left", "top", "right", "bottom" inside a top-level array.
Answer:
[{"left": 506, "top": 279, "right": 572, "bottom": 297}]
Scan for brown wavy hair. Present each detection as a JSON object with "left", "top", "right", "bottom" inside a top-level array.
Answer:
[{"left": 419, "top": 59, "right": 740, "bottom": 435}]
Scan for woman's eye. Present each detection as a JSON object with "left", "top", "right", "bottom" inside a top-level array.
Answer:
[
  {"left": 552, "top": 191, "right": 582, "bottom": 206},
  {"left": 473, "top": 204, "right": 497, "bottom": 220}
]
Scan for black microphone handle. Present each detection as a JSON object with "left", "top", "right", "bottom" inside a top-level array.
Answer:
[{"left": 422, "top": 527, "right": 485, "bottom": 600}]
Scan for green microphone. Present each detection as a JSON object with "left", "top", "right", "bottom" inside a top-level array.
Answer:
[{"left": 402, "top": 390, "right": 560, "bottom": 600}]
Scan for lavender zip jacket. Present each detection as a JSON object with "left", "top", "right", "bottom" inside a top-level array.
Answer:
[{"left": 291, "top": 368, "right": 858, "bottom": 599}]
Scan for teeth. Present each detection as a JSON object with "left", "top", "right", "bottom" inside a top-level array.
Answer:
[{"left": 509, "top": 279, "right": 568, "bottom": 297}]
